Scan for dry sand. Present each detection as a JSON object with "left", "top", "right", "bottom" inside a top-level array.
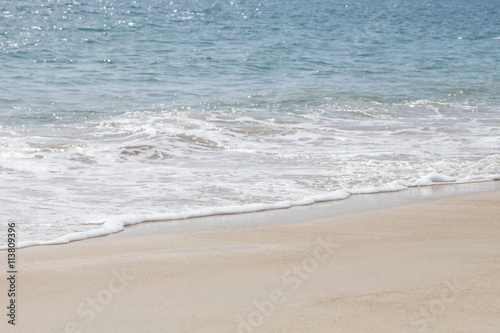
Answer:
[{"left": 2, "top": 187, "right": 500, "bottom": 332}]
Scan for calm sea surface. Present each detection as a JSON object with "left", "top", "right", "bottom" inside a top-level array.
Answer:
[{"left": 1, "top": 0, "right": 499, "bottom": 247}]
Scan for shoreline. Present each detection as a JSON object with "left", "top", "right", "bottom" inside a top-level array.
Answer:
[
  {"left": 8, "top": 180, "right": 500, "bottom": 250},
  {"left": 2, "top": 183, "right": 500, "bottom": 332},
  {"left": 111, "top": 180, "right": 500, "bottom": 240}
]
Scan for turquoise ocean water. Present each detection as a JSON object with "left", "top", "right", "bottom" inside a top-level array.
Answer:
[{"left": 1, "top": 0, "right": 499, "bottom": 247}]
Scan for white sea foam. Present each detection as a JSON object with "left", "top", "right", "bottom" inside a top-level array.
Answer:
[{"left": 1, "top": 99, "right": 500, "bottom": 249}]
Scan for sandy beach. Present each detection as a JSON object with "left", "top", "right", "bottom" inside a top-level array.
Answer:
[{"left": 2, "top": 185, "right": 500, "bottom": 333}]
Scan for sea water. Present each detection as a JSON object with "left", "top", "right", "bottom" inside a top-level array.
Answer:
[{"left": 1, "top": 0, "right": 499, "bottom": 248}]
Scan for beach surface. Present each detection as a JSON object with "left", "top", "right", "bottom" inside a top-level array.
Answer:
[{"left": 2, "top": 186, "right": 500, "bottom": 333}]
